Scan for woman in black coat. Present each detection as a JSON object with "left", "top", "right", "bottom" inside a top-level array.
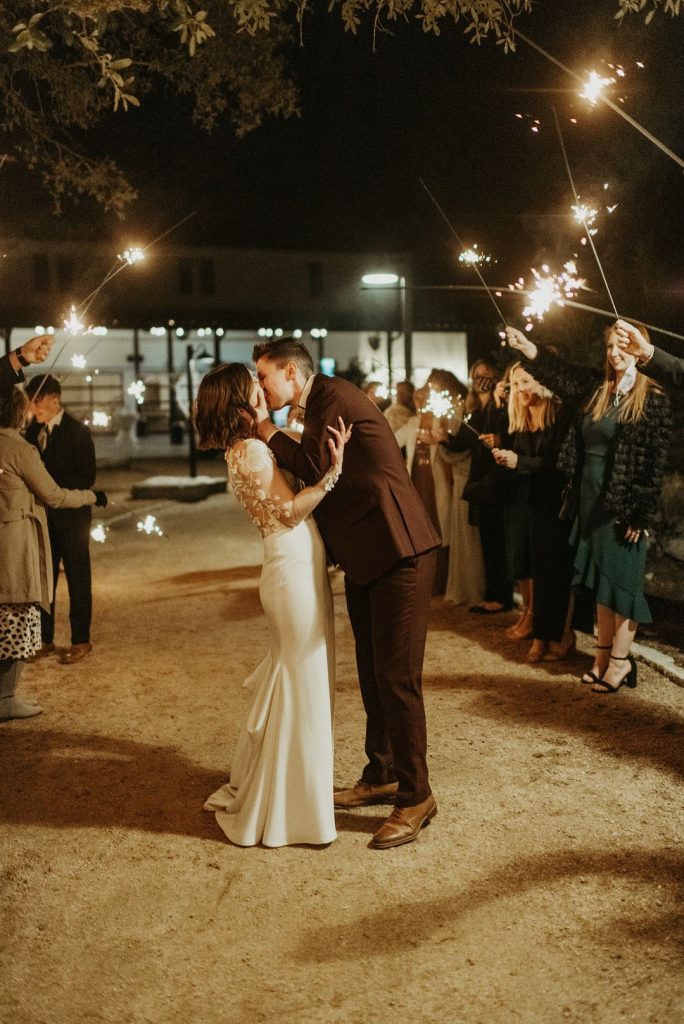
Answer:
[
  {"left": 492, "top": 362, "right": 577, "bottom": 663},
  {"left": 506, "top": 324, "right": 671, "bottom": 694}
]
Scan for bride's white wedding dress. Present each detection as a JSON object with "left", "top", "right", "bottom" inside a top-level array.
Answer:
[{"left": 204, "top": 437, "right": 336, "bottom": 847}]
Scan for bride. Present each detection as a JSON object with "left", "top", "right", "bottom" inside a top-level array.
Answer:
[{"left": 193, "top": 363, "right": 351, "bottom": 847}]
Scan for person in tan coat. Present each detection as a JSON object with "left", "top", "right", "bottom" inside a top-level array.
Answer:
[{"left": 0, "top": 367, "right": 106, "bottom": 722}]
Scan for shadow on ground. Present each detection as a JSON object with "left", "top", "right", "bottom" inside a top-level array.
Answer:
[
  {"left": 0, "top": 728, "right": 226, "bottom": 842},
  {"left": 295, "top": 846, "right": 684, "bottom": 963}
]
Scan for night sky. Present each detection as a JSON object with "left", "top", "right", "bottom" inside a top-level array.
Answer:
[{"left": 5, "top": 0, "right": 684, "bottom": 335}]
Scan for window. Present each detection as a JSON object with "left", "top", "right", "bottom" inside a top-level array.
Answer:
[
  {"left": 177, "top": 257, "right": 194, "bottom": 295},
  {"left": 32, "top": 254, "right": 50, "bottom": 292},
  {"left": 308, "top": 261, "right": 324, "bottom": 298},
  {"left": 56, "top": 256, "right": 75, "bottom": 291},
  {"left": 198, "top": 258, "right": 215, "bottom": 295}
]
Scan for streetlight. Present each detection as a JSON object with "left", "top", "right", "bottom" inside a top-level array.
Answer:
[{"left": 361, "top": 271, "right": 413, "bottom": 382}]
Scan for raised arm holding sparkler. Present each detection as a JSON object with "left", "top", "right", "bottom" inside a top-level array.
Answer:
[
  {"left": 615, "top": 319, "right": 684, "bottom": 389},
  {"left": 4, "top": 334, "right": 53, "bottom": 381}
]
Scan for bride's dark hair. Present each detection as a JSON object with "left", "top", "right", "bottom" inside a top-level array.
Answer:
[{"left": 194, "top": 363, "right": 258, "bottom": 450}]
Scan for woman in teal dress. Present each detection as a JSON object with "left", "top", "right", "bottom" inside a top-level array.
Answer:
[{"left": 506, "top": 323, "right": 671, "bottom": 695}]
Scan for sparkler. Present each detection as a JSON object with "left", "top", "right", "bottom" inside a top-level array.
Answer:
[
  {"left": 419, "top": 178, "right": 508, "bottom": 329},
  {"left": 405, "top": 283, "right": 684, "bottom": 345},
  {"left": 30, "top": 210, "right": 198, "bottom": 403},
  {"left": 89, "top": 411, "right": 111, "bottom": 428},
  {"left": 552, "top": 106, "right": 620, "bottom": 319},
  {"left": 580, "top": 70, "right": 616, "bottom": 106},
  {"left": 91, "top": 523, "right": 108, "bottom": 544},
  {"left": 127, "top": 379, "right": 146, "bottom": 405},
  {"left": 118, "top": 246, "right": 145, "bottom": 266},
  {"left": 514, "top": 262, "right": 587, "bottom": 322},
  {"left": 513, "top": 29, "right": 684, "bottom": 171},
  {"left": 137, "top": 514, "right": 166, "bottom": 538},
  {"left": 70, "top": 354, "right": 87, "bottom": 369},
  {"left": 423, "top": 388, "right": 455, "bottom": 420},
  {"left": 64, "top": 306, "right": 85, "bottom": 336},
  {"left": 458, "top": 245, "right": 494, "bottom": 266}
]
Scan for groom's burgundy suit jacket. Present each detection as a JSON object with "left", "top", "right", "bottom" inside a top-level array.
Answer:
[{"left": 268, "top": 374, "right": 440, "bottom": 586}]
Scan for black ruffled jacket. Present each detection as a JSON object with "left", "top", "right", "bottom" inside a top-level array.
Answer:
[{"left": 520, "top": 347, "right": 671, "bottom": 531}]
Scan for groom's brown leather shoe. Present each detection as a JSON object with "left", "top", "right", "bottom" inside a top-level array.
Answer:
[
  {"left": 333, "top": 781, "right": 399, "bottom": 808},
  {"left": 368, "top": 794, "right": 437, "bottom": 849}
]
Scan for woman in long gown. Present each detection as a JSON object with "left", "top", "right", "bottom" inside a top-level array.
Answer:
[{"left": 193, "top": 363, "right": 351, "bottom": 847}]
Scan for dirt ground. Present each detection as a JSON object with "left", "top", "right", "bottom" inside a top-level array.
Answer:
[{"left": 2, "top": 458, "right": 683, "bottom": 1024}]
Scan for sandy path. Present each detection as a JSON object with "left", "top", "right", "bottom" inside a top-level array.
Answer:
[{"left": 2, "top": 462, "right": 682, "bottom": 1024}]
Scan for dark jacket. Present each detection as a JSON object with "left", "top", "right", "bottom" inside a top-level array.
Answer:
[
  {"left": 521, "top": 347, "right": 671, "bottom": 531},
  {"left": 641, "top": 346, "right": 684, "bottom": 389},
  {"left": 0, "top": 354, "right": 22, "bottom": 395},
  {"left": 268, "top": 374, "right": 440, "bottom": 585},
  {"left": 25, "top": 411, "right": 96, "bottom": 491},
  {"left": 506, "top": 402, "right": 575, "bottom": 512},
  {"left": 442, "top": 398, "right": 509, "bottom": 525}
]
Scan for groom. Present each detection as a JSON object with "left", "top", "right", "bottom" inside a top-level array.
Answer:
[{"left": 254, "top": 338, "right": 440, "bottom": 849}]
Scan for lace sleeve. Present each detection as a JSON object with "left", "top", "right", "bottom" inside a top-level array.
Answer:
[{"left": 227, "top": 438, "right": 298, "bottom": 536}]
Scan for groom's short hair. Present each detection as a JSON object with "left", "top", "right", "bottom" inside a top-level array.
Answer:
[{"left": 252, "top": 338, "right": 315, "bottom": 379}]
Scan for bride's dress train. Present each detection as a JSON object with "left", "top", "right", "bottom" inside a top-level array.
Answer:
[{"left": 204, "top": 438, "right": 336, "bottom": 847}]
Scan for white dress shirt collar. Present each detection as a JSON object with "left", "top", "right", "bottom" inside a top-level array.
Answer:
[
  {"left": 297, "top": 374, "right": 316, "bottom": 412},
  {"left": 46, "top": 407, "right": 64, "bottom": 433}
]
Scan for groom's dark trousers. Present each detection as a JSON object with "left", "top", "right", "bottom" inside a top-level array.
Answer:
[{"left": 268, "top": 373, "right": 440, "bottom": 808}]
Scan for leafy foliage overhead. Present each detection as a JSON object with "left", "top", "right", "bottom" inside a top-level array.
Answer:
[{"left": 1, "top": 0, "right": 680, "bottom": 215}]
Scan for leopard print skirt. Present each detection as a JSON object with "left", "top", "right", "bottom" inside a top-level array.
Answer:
[{"left": 0, "top": 604, "right": 41, "bottom": 660}]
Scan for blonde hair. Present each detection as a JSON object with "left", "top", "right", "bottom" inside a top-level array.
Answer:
[
  {"left": 507, "top": 362, "right": 558, "bottom": 433},
  {"left": 585, "top": 321, "right": 662, "bottom": 424}
]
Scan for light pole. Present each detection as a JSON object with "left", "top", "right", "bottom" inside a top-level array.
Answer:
[{"left": 361, "top": 272, "right": 412, "bottom": 383}]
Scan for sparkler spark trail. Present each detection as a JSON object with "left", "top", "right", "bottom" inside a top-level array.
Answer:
[
  {"left": 419, "top": 178, "right": 508, "bottom": 327},
  {"left": 580, "top": 70, "right": 615, "bottom": 106},
  {"left": 513, "top": 29, "right": 684, "bottom": 170},
  {"left": 137, "top": 514, "right": 166, "bottom": 538},
  {"left": 119, "top": 247, "right": 145, "bottom": 266},
  {"left": 459, "top": 246, "right": 494, "bottom": 266},
  {"left": 30, "top": 211, "right": 198, "bottom": 404},
  {"left": 64, "top": 306, "right": 85, "bottom": 336},
  {"left": 408, "top": 284, "right": 684, "bottom": 346},
  {"left": 423, "top": 388, "right": 455, "bottom": 419},
  {"left": 552, "top": 106, "right": 620, "bottom": 319},
  {"left": 515, "top": 262, "right": 587, "bottom": 322},
  {"left": 127, "top": 379, "right": 146, "bottom": 405},
  {"left": 91, "top": 523, "right": 108, "bottom": 544}
]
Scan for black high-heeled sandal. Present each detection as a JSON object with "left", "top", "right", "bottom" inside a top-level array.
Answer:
[
  {"left": 591, "top": 655, "right": 638, "bottom": 694},
  {"left": 581, "top": 645, "right": 612, "bottom": 685}
]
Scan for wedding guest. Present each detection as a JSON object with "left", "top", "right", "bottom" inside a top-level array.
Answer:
[
  {"left": 507, "top": 324, "right": 671, "bottom": 693},
  {"left": 384, "top": 380, "right": 416, "bottom": 433},
  {"left": 363, "top": 380, "right": 390, "bottom": 412},
  {"left": 24, "top": 375, "right": 97, "bottom": 664},
  {"left": 395, "top": 371, "right": 463, "bottom": 595},
  {"left": 0, "top": 373, "right": 106, "bottom": 721},
  {"left": 493, "top": 362, "right": 577, "bottom": 662},
  {"left": 615, "top": 318, "right": 684, "bottom": 389},
  {"left": 442, "top": 359, "right": 513, "bottom": 614}
]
